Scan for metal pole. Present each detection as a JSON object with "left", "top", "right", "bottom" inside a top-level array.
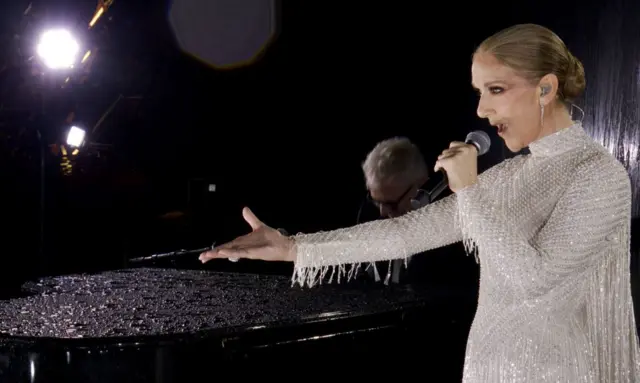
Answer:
[{"left": 36, "top": 127, "right": 45, "bottom": 277}]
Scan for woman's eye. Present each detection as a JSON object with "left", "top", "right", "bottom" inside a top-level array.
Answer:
[{"left": 489, "top": 86, "right": 504, "bottom": 95}]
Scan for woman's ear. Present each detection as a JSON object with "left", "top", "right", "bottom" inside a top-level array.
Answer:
[{"left": 538, "top": 74, "right": 559, "bottom": 106}]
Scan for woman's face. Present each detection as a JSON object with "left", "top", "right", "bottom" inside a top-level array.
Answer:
[{"left": 471, "top": 52, "right": 544, "bottom": 152}]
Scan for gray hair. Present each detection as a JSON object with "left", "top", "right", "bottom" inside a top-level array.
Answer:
[{"left": 362, "top": 137, "right": 428, "bottom": 189}]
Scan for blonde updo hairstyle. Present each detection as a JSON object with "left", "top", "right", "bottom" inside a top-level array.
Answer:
[{"left": 475, "top": 23, "right": 586, "bottom": 104}]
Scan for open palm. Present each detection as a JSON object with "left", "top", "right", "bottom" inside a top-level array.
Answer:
[{"left": 199, "top": 207, "right": 295, "bottom": 263}]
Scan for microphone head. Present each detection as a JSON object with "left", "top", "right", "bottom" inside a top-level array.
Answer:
[{"left": 465, "top": 130, "right": 491, "bottom": 155}]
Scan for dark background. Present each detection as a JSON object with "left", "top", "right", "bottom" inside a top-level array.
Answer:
[{"left": 0, "top": 0, "right": 637, "bottom": 319}]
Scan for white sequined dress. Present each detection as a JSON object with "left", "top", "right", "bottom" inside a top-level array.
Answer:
[{"left": 291, "top": 123, "right": 640, "bottom": 382}]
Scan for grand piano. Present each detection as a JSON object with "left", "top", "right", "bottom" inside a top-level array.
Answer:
[{"left": 0, "top": 268, "right": 475, "bottom": 382}]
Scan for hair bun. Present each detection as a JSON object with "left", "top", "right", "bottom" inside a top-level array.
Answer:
[{"left": 563, "top": 53, "right": 586, "bottom": 102}]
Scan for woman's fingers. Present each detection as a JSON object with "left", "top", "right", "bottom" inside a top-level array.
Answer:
[
  {"left": 199, "top": 246, "right": 265, "bottom": 263},
  {"left": 219, "top": 248, "right": 258, "bottom": 259},
  {"left": 434, "top": 146, "right": 464, "bottom": 172},
  {"left": 434, "top": 155, "right": 453, "bottom": 173},
  {"left": 199, "top": 207, "right": 272, "bottom": 263},
  {"left": 242, "top": 207, "right": 264, "bottom": 230},
  {"left": 199, "top": 232, "right": 268, "bottom": 262},
  {"left": 437, "top": 148, "right": 461, "bottom": 160},
  {"left": 198, "top": 237, "right": 247, "bottom": 262},
  {"left": 199, "top": 249, "right": 221, "bottom": 262}
]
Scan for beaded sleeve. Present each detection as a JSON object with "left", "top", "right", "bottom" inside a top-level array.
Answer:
[{"left": 290, "top": 193, "right": 463, "bottom": 287}]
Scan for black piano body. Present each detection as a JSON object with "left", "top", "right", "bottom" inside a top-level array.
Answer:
[{"left": 0, "top": 268, "right": 474, "bottom": 382}]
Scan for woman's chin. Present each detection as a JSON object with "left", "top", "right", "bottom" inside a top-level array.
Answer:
[{"left": 504, "top": 139, "right": 525, "bottom": 153}]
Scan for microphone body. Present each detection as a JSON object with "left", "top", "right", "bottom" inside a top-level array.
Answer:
[
  {"left": 428, "top": 130, "right": 491, "bottom": 203},
  {"left": 429, "top": 171, "right": 450, "bottom": 203}
]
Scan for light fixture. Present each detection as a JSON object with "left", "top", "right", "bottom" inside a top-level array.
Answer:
[
  {"left": 66, "top": 126, "right": 86, "bottom": 147},
  {"left": 36, "top": 29, "right": 80, "bottom": 69}
]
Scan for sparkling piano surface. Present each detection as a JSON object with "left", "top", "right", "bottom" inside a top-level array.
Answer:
[
  {"left": 0, "top": 267, "right": 430, "bottom": 341},
  {"left": 0, "top": 268, "right": 473, "bottom": 382}
]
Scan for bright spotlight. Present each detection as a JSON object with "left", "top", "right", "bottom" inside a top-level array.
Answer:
[
  {"left": 36, "top": 29, "right": 80, "bottom": 69},
  {"left": 66, "top": 126, "right": 86, "bottom": 147}
]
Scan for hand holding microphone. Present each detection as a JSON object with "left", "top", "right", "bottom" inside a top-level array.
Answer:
[{"left": 433, "top": 130, "right": 491, "bottom": 194}]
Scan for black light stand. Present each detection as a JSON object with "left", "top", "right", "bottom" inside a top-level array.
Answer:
[{"left": 36, "top": 127, "right": 46, "bottom": 277}]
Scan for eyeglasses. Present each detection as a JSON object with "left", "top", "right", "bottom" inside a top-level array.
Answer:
[{"left": 366, "top": 184, "right": 413, "bottom": 211}]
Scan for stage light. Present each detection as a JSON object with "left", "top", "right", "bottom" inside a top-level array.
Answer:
[
  {"left": 66, "top": 126, "right": 86, "bottom": 147},
  {"left": 36, "top": 29, "right": 80, "bottom": 69}
]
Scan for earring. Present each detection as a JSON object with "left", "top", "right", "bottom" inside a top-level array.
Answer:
[{"left": 539, "top": 86, "right": 548, "bottom": 123}]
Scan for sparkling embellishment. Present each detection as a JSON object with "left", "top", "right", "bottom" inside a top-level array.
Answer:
[
  {"left": 290, "top": 123, "right": 640, "bottom": 382},
  {"left": 606, "top": 233, "right": 620, "bottom": 243}
]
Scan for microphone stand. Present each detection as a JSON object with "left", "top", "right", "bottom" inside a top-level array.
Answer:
[
  {"left": 36, "top": 127, "right": 46, "bottom": 277},
  {"left": 128, "top": 228, "right": 290, "bottom": 265},
  {"left": 128, "top": 243, "right": 215, "bottom": 264}
]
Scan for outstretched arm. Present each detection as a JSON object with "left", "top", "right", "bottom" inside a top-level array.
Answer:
[
  {"left": 292, "top": 141, "right": 506, "bottom": 287},
  {"left": 292, "top": 194, "right": 463, "bottom": 287},
  {"left": 200, "top": 141, "right": 494, "bottom": 287}
]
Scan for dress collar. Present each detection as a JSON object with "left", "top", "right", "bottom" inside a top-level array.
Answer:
[{"left": 528, "top": 122, "right": 589, "bottom": 157}]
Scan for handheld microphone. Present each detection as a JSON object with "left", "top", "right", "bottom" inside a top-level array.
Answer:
[
  {"left": 410, "top": 189, "right": 430, "bottom": 210},
  {"left": 428, "top": 130, "right": 491, "bottom": 202}
]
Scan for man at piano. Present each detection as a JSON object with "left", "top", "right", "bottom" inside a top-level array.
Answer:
[
  {"left": 359, "top": 137, "right": 430, "bottom": 283},
  {"left": 359, "top": 137, "right": 478, "bottom": 291}
]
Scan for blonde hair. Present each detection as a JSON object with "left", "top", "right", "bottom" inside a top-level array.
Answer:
[
  {"left": 476, "top": 23, "right": 586, "bottom": 103},
  {"left": 362, "top": 137, "right": 428, "bottom": 189}
]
